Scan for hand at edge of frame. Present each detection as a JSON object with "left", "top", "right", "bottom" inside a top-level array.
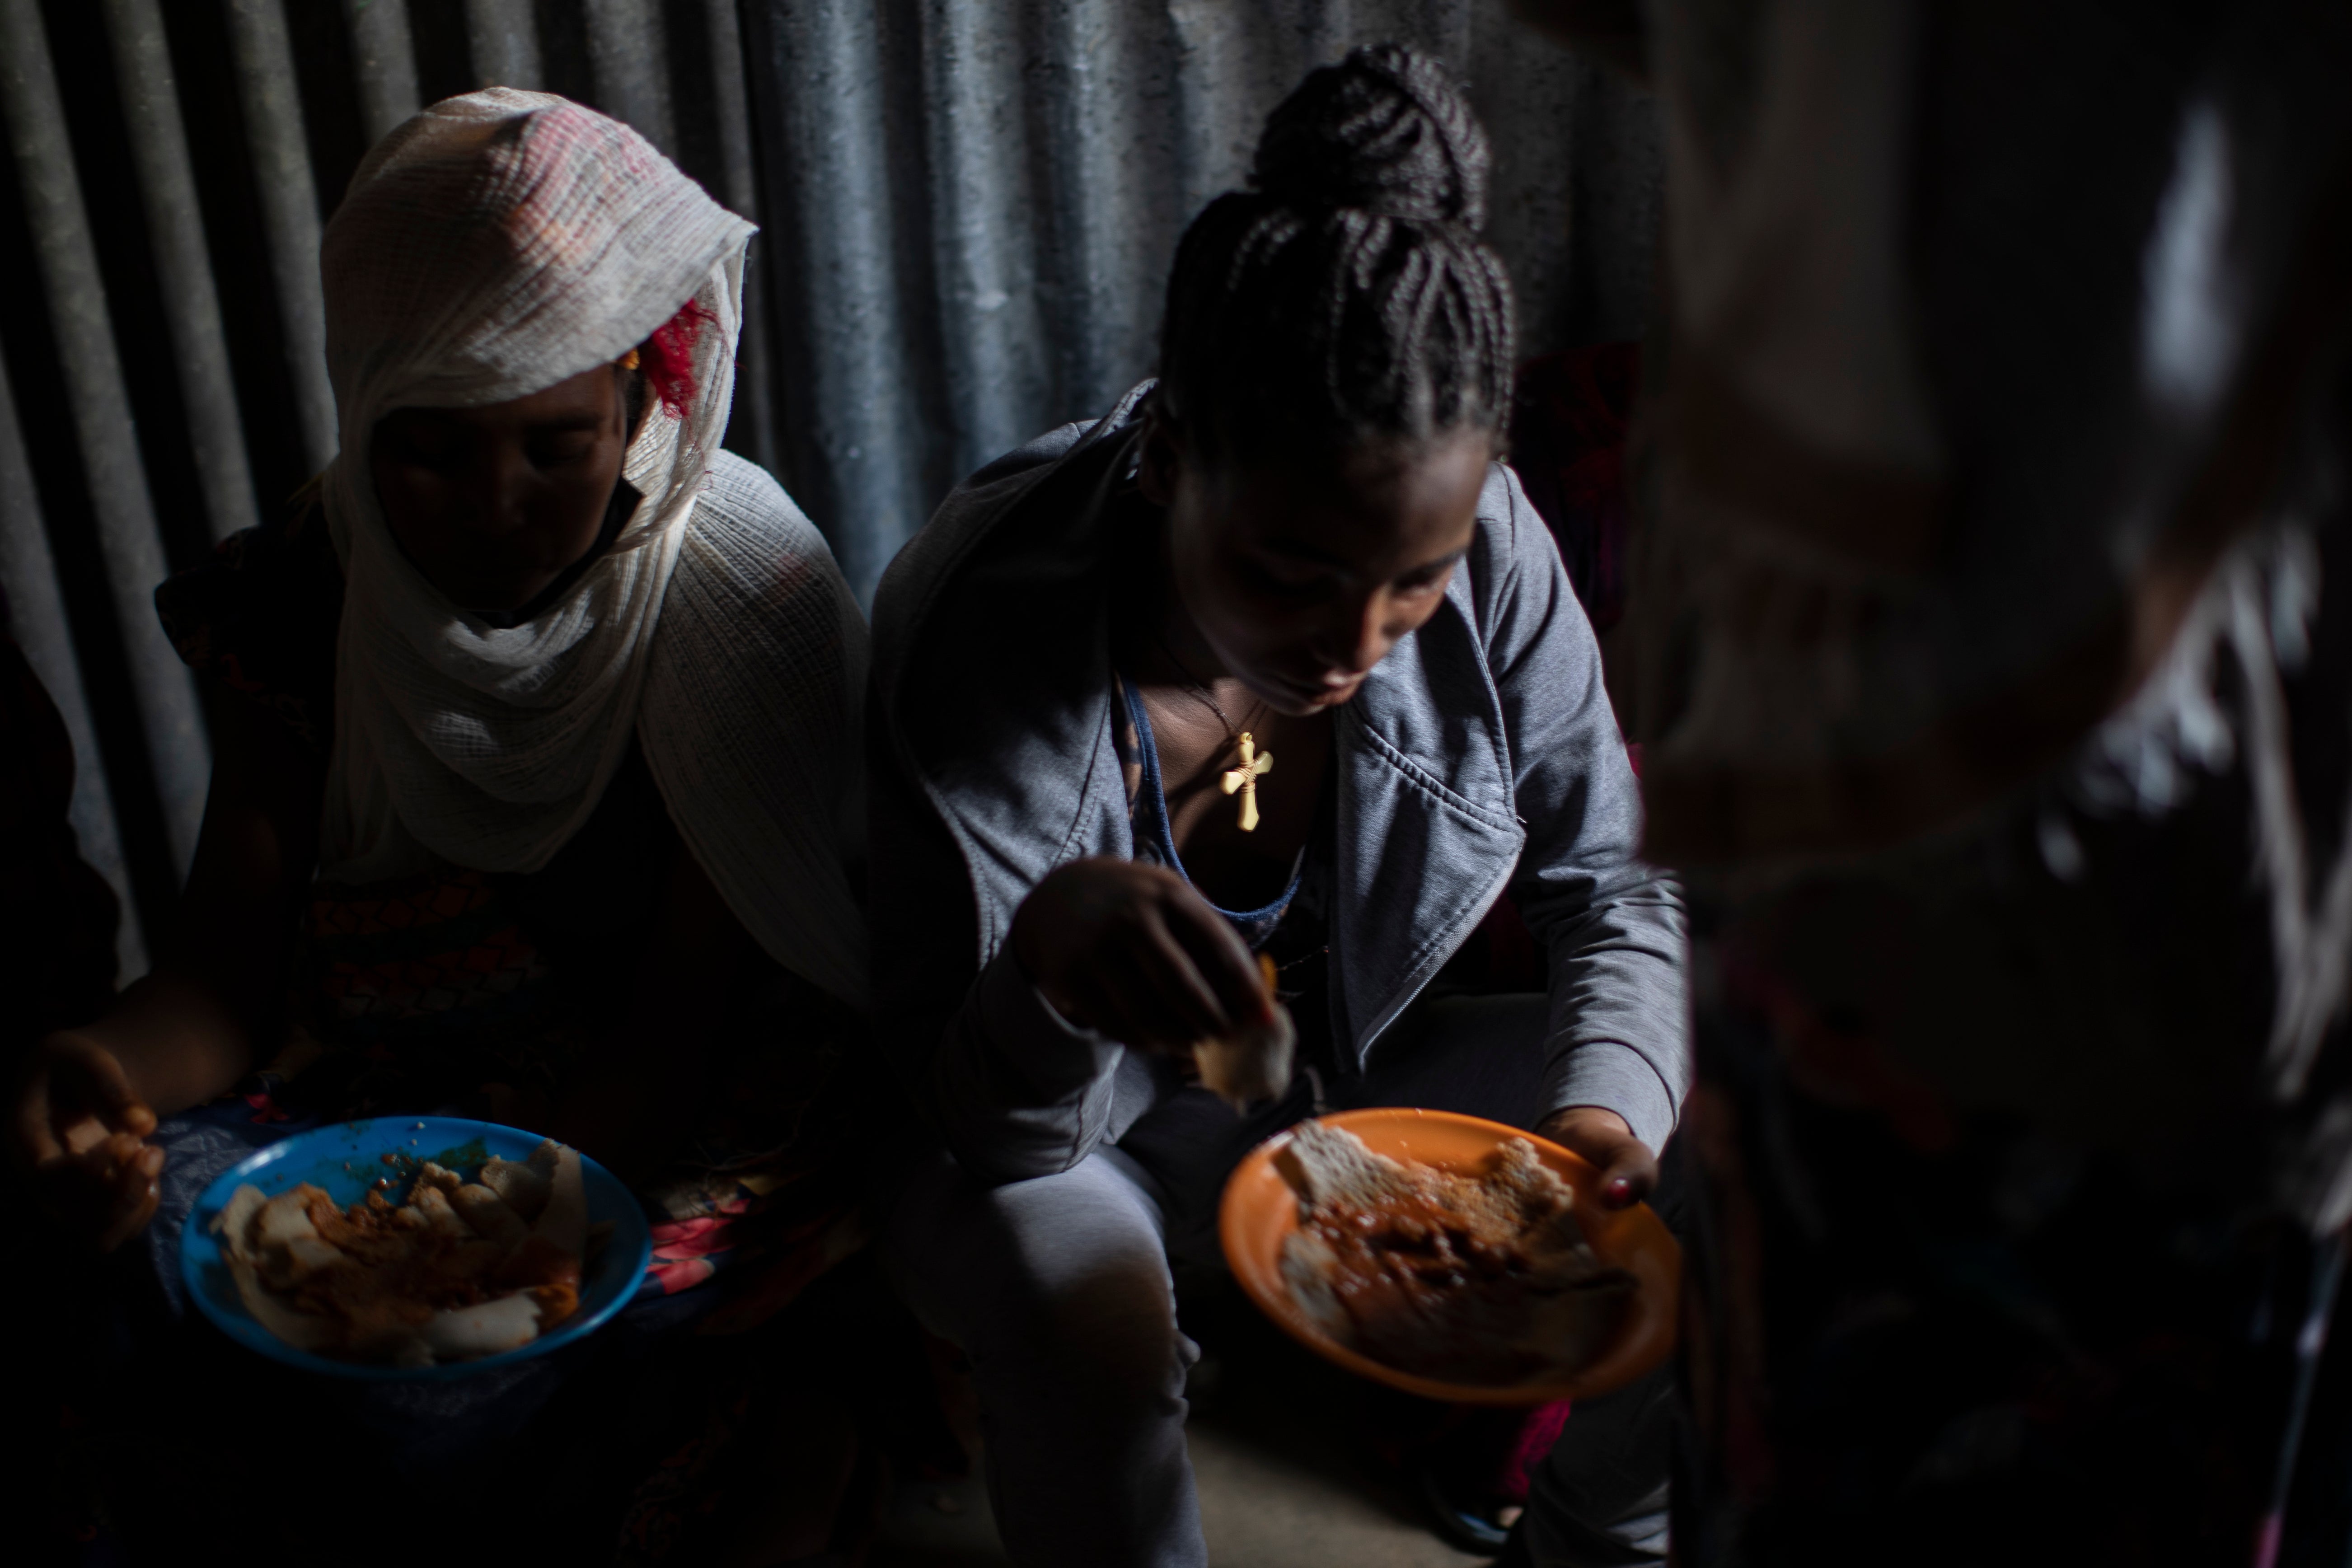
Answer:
[
  {"left": 1536, "top": 1105, "right": 1656, "bottom": 1210},
  {"left": 12, "top": 1030, "right": 163, "bottom": 1251}
]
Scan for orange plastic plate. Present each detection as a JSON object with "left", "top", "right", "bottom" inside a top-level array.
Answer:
[{"left": 1218, "top": 1107, "right": 1679, "bottom": 1406}]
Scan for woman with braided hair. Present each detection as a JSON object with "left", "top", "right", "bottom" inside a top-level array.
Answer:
[{"left": 871, "top": 44, "right": 1687, "bottom": 1567}]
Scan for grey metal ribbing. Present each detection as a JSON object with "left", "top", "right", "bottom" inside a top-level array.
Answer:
[
  {"left": 1164, "top": 1, "right": 1281, "bottom": 227},
  {"left": 1393, "top": 0, "right": 1475, "bottom": 63},
  {"left": 103, "top": 0, "right": 260, "bottom": 546},
  {"left": 0, "top": 0, "right": 209, "bottom": 873},
  {"left": 586, "top": 0, "right": 676, "bottom": 155},
  {"left": 1468, "top": 17, "right": 1586, "bottom": 355},
  {"left": 343, "top": 0, "right": 420, "bottom": 143},
  {"left": 701, "top": 0, "right": 775, "bottom": 476},
  {"left": 1294, "top": 0, "right": 1356, "bottom": 71},
  {"left": 0, "top": 348, "right": 148, "bottom": 984},
  {"left": 1032, "top": 0, "right": 1171, "bottom": 418},
  {"left": 747, "top": 0, "right": 925, "bottom": 601},
  {"left": 704, "top": 0, "right": 758, "bottom": 216},
  {"left": 464, "top": 0, "right": 542, "bottom": 89},
  {"left": 224, "top": 0, "right": 336, "bottom": 474},
  {"left": 918, "top": 0, "right": 1050, "bottom": 482}
]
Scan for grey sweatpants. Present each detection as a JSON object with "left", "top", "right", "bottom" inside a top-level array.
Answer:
[{"left": 884, "top": 994, "right": 1674, "bottom": 1568}]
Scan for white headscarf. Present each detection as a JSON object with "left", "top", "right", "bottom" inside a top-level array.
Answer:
[{"left": 315, "top": 89, "right": 868, "bottom": 1006}]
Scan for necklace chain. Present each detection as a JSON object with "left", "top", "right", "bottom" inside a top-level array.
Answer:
[
  {"left": 1150, "top": 628, "right": 1242, "bottom": 740},
  {"left": 1145, "top": 624, "right": 1275, "bottom": 833}
]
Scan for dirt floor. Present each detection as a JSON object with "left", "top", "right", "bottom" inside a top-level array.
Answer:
[{"left": 868, "top": 1273, "right": 1496, "bottom": 1568}]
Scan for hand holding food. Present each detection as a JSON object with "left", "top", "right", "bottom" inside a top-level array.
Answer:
[
  {"left": 1193, "top": 953, "right": 1295, "bottom": 1109},
  {"left": 1011, "top": 857, "right": 1273, "bottom": 1055},
  {"left": 11, "top": 1030, "right": 163, "bottom": 1251},
  {"left": 213, "top": 1137, "right": 588, "bottom": 1367}
]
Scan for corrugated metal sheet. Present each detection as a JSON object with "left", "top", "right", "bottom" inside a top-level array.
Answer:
[
  {"left": 745, "top": 0, "right": 1662, "bottom": 594},
  {"left": 0, "top": 0, "right": 1658, "bottom": 985}
]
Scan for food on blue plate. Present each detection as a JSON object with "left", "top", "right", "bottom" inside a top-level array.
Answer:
[
  {"left": 213, "top": 1137, "right": 587, "bottom": 1367},
  {"left": 1274, "top": 1121, "right": 1633, "bottom": 1387}
]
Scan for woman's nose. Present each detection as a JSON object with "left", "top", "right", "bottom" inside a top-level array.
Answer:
[
  {"left": 1319, "top": 591, "right": 1392, "bottom": 677},
  {"left": 461, "top": 446, "right": 534, "bottom": 535}
]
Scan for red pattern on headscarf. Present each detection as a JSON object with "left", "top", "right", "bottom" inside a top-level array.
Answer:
[{"left": 639, "top": 298, "right": 716, "bottom": 421}]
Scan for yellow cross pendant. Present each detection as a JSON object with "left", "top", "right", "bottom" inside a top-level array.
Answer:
[{"left": 1219, "top": 731, "right": 1274, "bottom": 832}]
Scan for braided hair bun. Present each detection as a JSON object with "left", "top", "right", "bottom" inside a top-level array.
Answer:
[
  {"left": 1251, "top": 42, "right": 1490, "bottom": 228},
  {"left": 1156, "top": 44, "right": 1513, "bottom": 464}
]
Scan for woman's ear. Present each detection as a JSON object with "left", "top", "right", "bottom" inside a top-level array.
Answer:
[{"left": 1137, "top": 408, "right": 1186, "bottom": 508}]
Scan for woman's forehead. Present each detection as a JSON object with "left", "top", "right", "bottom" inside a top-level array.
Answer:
[
  {"left": 377, "top": 365, "right": 620, "bottom": 430},
  {"left": 1220, "top": 430, "right": 1489, "bottom": 558},
  {"left": 1223, "top": 427, "right": 1490, "bottom": 512}
]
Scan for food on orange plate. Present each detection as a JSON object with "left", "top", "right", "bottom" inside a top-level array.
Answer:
[
  {"left": 213, "top": 1138, "right": 588, "bottom": 1367},
  {"left": 1274, "top": 1121, "right": 1634, "bottom": 1387},
  {"left": 1194, "top": 953, "right": 1295, "bottom": 1109}
]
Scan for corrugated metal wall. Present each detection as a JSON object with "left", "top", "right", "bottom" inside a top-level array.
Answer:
[{"left": 0, "top": 0, "right": 1659, "bottom": 985}]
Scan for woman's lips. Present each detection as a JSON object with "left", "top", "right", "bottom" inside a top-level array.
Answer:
[
  {"left": 1293, "top": 673, "right": 1363, "bottom": 707},
  {"left": 1245, "top": 665, "right": 1364, "bottom": 711}
]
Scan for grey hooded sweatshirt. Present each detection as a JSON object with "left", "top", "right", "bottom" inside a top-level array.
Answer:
[{"left": 869, "top": 384, "right": 1688, "bottom": 1185}]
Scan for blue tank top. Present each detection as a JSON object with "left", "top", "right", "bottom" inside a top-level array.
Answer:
[{"left": 1116, "top": 678, "right": 1302, "bottom": 950}]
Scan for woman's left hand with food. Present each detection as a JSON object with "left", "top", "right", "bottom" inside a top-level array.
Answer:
[{"left": 11, "top": 1029, "right": 162, "bottom": 1250}]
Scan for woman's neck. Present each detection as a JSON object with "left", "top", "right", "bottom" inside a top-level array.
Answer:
[{"left": 1109, "top": 491, "right": 1328, "bottom": 906}]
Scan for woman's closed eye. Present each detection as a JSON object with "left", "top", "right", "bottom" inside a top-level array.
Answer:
[
  {"left": 526, "top": 426, "right": 605, "bottom": 468},
  {"left": 1392, "top": 555, "right": 1461, "bottom": 597},
  {"left": 1245, "top": 549, "right": 1342, "bottom": 601},
  {"left": 385, "top": 420, "right": 467, "bottom": 472}
]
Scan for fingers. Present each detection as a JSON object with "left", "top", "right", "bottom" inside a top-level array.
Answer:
[
  {"left": 1081, "top": 937, "right": 1222, "bottom": 1054},
  {"left": 1538, "top": 1107, "right": 1658, "bottom": 1210},
  {"left": 1593, "top": 1141, "right": 1659, "bottom": 1209},
  {"left": 55, "top": 1034, "right": 157, "bottom": 1137},
  {"left": 12, "top": 1058, "right": 62, "bottom": 1169},
  {"left": 1014, "top": 860, "right": 1274, "bottom": 1052},
  {"left": 99, "top": 1128, "right": 152, "bottom": 1174},
  {"left": 1104, "top": 889, "right": 1267, "bottom": 1055},
  {"left": 1132, "top": 913, "right": 1233, "bottom": 1044},
  {"left": 94, "top": 1145, "right": 163, "bottom": 1253},
  {"left": 1081, "top": 945, "right": 1189, "bottom": 1049},
  {"left": 17, "top": 1032, "right": 164, "bottom": 1250},
  {"left": 1157, "top": 889, "right": 1270, "bottom": 1028},
  {"left": 15, "top": 1036, "right": 154, "bottom": 1176},
  {"left": 30, "top": 1137, "right": 164, "bottom": 1252}
]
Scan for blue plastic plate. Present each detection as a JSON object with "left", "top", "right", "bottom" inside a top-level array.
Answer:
[{"left": 180, "top": 1116, "right": 652, "bottom": 1381}]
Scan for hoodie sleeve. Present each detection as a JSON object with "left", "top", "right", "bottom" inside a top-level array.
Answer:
[
  {"left": 1476, "top": 463, "right": 1691, "bottom": 1151},
  {"left": 867, "top": 413, "right": 1145, "bottom": 1184},
  {"left": 866, "top": 716, "right": 1135, "bottom": 1183}
]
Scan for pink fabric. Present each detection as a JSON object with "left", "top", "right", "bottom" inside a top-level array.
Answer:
[{"left": 1499, "top": 1400, "right": 1574, "bottom": 1504}]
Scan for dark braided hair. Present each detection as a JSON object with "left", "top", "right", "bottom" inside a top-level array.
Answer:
[{"left": 1154, "top": 43, "right": 1515, "bottom": 467}]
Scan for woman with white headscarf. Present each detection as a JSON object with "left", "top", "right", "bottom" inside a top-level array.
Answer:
[{"left": 10, "top": 92, "right": 880, "bottom": 1561}]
